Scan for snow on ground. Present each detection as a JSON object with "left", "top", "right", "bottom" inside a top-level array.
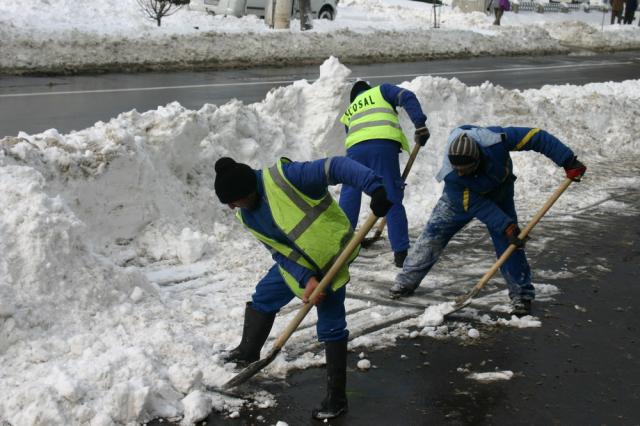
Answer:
[
  {"left": 0, "top": 0, "right": 639, "bottom": 73},
  {"left": 1, "top": 56, "right": 640, "bottom": 423}
]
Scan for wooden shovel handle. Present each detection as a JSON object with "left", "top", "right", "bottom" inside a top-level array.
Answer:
[
  {"left": 460, "top": 178, "right": 574, "bottom": 302},
  {"left": 272, "top": 213, "right": 379, "bottom": 349}
]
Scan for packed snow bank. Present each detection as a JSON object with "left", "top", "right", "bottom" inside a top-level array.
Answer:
[
  {"left": 1, "top": 57, "right": 640, "bottom": 424},
  {"left": 1, "top": 0, "right": 639, "bottom": 74}
]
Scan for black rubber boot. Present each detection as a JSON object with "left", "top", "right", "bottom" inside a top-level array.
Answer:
[
  {"left": 312, "top": 338, "right": 349, "bottom": 420},
  {"left": 388, "top": 282, "right": 416, "bottom": 299},
  {"left": 394, "top": 250, "right": 408, "bottom": 268},
  {"left": 511, "top": 298, "right": 532, "bottom": 317},
  {"left": 225, "top": 302, "right": 276, "bottom": 367}
]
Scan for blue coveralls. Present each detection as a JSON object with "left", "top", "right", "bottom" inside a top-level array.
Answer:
[
  {"left": 396, "top": 125, "right": 575, "bottom": 301},
  {"left": 241, "top": 157, "right": 384, "bottom": 342},
  {"left": 339, "top": 84, "right": 427, "bottom": 253}
]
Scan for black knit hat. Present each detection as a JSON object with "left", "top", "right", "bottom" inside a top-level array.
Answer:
[
  {"left": 448, "top": 132, "right": 480, "bottom": 169},
  {"left": 214, "top": 157, "right": 257, "bottom": 203},
  {"left": 350, "top": 80, "right": 372, "bottom": 102}
]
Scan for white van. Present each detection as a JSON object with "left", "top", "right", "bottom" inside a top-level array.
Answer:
[{"left": 192, "top": 0, "right": 338, "bottom": 20}]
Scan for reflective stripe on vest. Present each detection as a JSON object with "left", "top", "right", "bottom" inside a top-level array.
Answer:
[
  {"left": 340, "top": 86, "right": 410, "bottom": 152},
  {"left": 239, "top": 158, "right": 358, "bottom": 298}
]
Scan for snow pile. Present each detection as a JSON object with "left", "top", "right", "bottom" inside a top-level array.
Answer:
[
  {"left": 1, "top": 57, "right": 640, "bottom": 424},
  {"left": 0, "top": 164, "right": 148, "bottom": 343},
  {"left": 1, "top": 0, "right": 639, "bottom": 73},
  {"left": 0, "top": 58, "right": 350, "bottom": 264}
]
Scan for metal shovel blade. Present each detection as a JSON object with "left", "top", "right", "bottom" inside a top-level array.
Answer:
[
  {"left": 360, "top": 235, "right": 384, "bottom": 248},
  {"left": 222, "top": 347, "right": 282, "bottom": 390}
]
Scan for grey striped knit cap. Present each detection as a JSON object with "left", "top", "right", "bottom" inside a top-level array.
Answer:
[{"left": 448, "top": 132, "right": 480, "bottom": 167}]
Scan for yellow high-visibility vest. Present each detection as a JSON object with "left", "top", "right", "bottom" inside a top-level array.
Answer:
[
  {"left": 238, "top": 158, "right": 358, "bottom": 298},
  {"left": 340, "top": 86, "right": 409, "bottom": 152}
]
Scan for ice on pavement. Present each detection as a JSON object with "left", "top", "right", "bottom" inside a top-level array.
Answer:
[{"left": 1, "top": 56, "right": 639, "bottom": 423}]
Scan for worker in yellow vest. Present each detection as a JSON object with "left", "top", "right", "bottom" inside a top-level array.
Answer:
[
  {"left": 214, "top": 155, "right": 392, "bottom": 419},
  {"left": 339, "top": 81, "right": 430, "bottom": 268}
]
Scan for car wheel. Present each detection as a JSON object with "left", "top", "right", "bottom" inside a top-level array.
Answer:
[{"left": 318, "top": 6, "right": 334, "bottom": 19}]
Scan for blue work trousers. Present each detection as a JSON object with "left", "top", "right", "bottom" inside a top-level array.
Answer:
[
  {"left": 251, "top": 265, "right": 349, "bottom": 342},
  {"left": 339, "top": 140, "right": 410, "bottom": 252},
  {"left": 396, "top": 188, "right": 534, "bottom": 301}
]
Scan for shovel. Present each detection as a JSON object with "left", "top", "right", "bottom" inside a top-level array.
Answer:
[
  {"left": 445, "top": 177, "right": 574, "bottom": 316},
  {"left": 361, "top": 143, "right": 423, "bottom": 248},
  {"left": 222, "top": 213, "right": 379, "bottom": 390}
]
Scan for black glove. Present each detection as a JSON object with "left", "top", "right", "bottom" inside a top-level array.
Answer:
[
  {"left": 414, "top": 126, "right": 430, "bottom": 147},
  {"left": 370, "top": 187, "right": 393, "bottom": 218},
  {"left": 504, "top": 223, "right": 527, "bottom": 248}
]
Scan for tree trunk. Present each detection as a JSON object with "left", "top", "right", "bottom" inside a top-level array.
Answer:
[{"left": 273, "top": 0, "right": 293, "bottom": 29}]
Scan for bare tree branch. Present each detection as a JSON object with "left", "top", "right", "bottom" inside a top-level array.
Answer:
[{"left": 136, "top": 0, "right": 189, "bottom": 26}]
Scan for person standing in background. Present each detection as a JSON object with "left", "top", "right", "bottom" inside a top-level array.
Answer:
[
  {"left": 623, "top": 0, "right": 637, "bottom": 24},
  {"left": 487, "top": 0, "right": 510, "bottom": 25},
  {"left": 611, "top": 0, "right": 624, "bottom": 24}
]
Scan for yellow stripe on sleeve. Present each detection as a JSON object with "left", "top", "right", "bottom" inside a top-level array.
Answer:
[
  {"left": 515, "top": 128, "right": 540, "bottom": 150},
  {"left": 463, "top": 188, "right": 470, "bottom": 211}
]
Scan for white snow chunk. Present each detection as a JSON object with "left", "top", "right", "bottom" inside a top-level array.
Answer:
[
  {"left": 130, "top": 286, "right": 145, "bottom": 303},
  {"left": 357, "top": 359, "right": 371, "bottom": 370},
  {"left": 229, "top": 411, "right": 240, "bottom": 418},
  {"left": 168, "top": 364, "right": 203, "bottom": 394},
  {"left": 177, "top": 228, "right": 208, "bottom": 264},
  {"left": 418, "top": 302, "right": 455, "bottom": 327},
  {"left": 409, "top": 331, "right": 420, "bottom": 339},
  {"left": 467, "top": 370, "right": 514, "bottom": 382},
  {"left": 181, "top": 390, "right": 211, "bottom": 425},
  {"left": 52, "top": 371, "right": 84, "bottom": 402},
  {"left": 467, "top": 328, "right": 480, "bottom": 339},
  {"left": 358, "top": 352, "right": 366, "bottom": 359},
  {"left": 497, "top": 315, "right": 542, "bottom": 328},
  {"left": 276, "top": 421, "right": 289, "bottom": 426}
]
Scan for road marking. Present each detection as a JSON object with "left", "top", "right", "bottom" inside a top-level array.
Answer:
[{"left": 0, "top": 61, "right": 633, "bottom": 98}]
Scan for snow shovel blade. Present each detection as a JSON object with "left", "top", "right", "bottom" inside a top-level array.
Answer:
[
  {"left": 222, "top": 347, "right": 282, "bottom": 390},
  {"left": 454, "top": 286, "right": 481, "bottom": 308},
  {"left": 444, "top": 298, "right": 472, "bottom": 317},
  {"left": 361, "top": 235, "right": 384, "bottom": 248},
  {"left": 204, "top": 385, "right": 245, "bottom": 398}
]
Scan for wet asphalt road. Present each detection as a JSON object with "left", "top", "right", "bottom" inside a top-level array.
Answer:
[
  {"left": 193, "top": 180, "right": 640, "bottom": 425},
  {"left": 1, "top": 50, "right": 640, "bottom": 137}
]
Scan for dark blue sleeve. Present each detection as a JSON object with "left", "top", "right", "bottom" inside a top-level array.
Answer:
[
  {"left": 380, "top": 83, "right": 427, "bottom": 128},
  {"left": 272, "top": 252, "right": 315, "bottom": 288},
  {"left": 444, "top": 182, "right": 514, "bottom": 234},
  {"left": 283, "top": 159, "right": 331, "bottom": 199},
  {"left": 327, "top": 156, "right": 384, "bottom": 195},
  {"left": 497, "top": 126, "right": 575, "bottom": 167},
  {"left": 284, "top": 157, "right": 384, "bottom": 198},
  {"left": 467, "top": 193, "right": 514, "bottom": 234}
]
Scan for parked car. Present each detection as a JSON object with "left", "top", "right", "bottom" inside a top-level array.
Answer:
[{"left": 191, "top": 0, "right": 338, "bottom": 20}]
